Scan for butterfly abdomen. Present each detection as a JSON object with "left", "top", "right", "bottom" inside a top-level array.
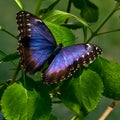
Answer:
[{"left": 47, "top": 43, "right": 63, "bottom": 63}]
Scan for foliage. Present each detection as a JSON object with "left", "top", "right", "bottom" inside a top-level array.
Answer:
[{"left": 0, "top": 0, "right": 120, "bottom": 120}]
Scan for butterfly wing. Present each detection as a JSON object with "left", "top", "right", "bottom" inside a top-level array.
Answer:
[
  {"left": 42, "top": 44, "right": 102, "bottom": 84},
  {"left": 16, "top": 11, "right": 57, "bottom": 74}
]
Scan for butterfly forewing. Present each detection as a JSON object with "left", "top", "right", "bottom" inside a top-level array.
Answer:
[
  {"left": 42, "top": 44, "right": 102, "bottom": 84},
  {"left": 16, "top": 11, "right": 57, "bottom": 74}
]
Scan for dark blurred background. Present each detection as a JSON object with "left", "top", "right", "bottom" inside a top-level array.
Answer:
[{"left": 0, "top": 0, "right": 120, "bottom": 119}]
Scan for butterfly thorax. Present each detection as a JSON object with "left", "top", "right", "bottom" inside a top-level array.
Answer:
[
  {"left": 48, "top": 43, "right": 63, "bottom": 63},
  {"left": 53, "top": 43, "right": 63, "bottom": 55}
]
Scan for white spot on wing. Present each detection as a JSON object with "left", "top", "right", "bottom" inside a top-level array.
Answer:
[
  {"left": 82, "top": 55, "right": 84, "bottom": 58},
  {"left": 26, "top": 13, "right": 30, "bottom": 16},
  {"left": 86, "top": 52, "right": 90, "bottom": 55},
  {"left": 26, "top": 19, "right": 30, "bottom": 22},
  {"left": 19, "top": 23, "right": 22, "bottom": 27},
  {"left": 28, "top": 34, "right": 31, "bottom": 37},
  {"left": 27, "top": 28, "right": 31, "bottom": 32},
  {"left": 19, "top": 14, "right": 22, "bottom": 17},
  {"left": 27, "top": 23, "right": 31, "bottom": 26},
  {"left": 20, "top": 29, "right": 23, "bottom": 33},
  {"left": 35, "top": 19, "right": 42, "bottom": 23},
  {"left": 21, "top": 11, "right": 24, "bottom": 14},
  {"left": 95, "top": 46, "right": 98, "bottom": 50},
  {"left": 86, "top": 44, "right": 91, "bottom": 48},
  {"left": 77, "top": 64, "right": 80, "bottom": 68}
]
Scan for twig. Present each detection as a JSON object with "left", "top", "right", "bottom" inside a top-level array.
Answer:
[
  {"left": 65, "top": 0, "right": 72, "bottom": 23},
  {"left": 86, "top": 3, "right": 120, "bottom": 43},
  {"left": 1, "top": 27, "right": 18, "bottom": 40},
  {"left": 10, "top": 62, "right": 21, "bottom": 84},
  {"left": 52, "top": 100, "right": 62, "bottom": 104},
  {"left": 35, "top": 0, "right": 42, "bottom": 16},
  {"left": 97, "top": 29, "right": 120, "bottom": 36},
  {"left": 98, "top": 100, "right": 119, "bottom": 120}
]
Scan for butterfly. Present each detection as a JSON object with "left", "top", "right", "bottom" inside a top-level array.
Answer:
[{"left": 16, "top": 11, "right": 102, "bottom": 84}]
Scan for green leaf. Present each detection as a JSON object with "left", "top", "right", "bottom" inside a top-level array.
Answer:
[
  {"left": 61, "top": 22, "right": 83, "bottom": 30},
  {"left": 0, "top": 82, "right": 8, "bottom": 100},
  {"left": 0, "top": 52, "right": 19, "bottom": 63},
  {"left": 46, "top": 22, "right": 75, "bottom": 46},
  {"left": 60, "top": 69, "right": 103, "bottom": 117},
  {"left": 1, "top": 76, "right": 51, "bottom": 120},
  {"left": 43, "top": 10, "right": 89, "bottom": 27},
  {"left": 43, "top": 10, "right": 70, "bottom": 24},
  {"left": 72, "top": 0, "right": 83, "bottom": 9},
  {"left": 81, "top": 1, "right": 98, "bottom": 22},
  {"left": 114, "top": 0, "right": 120, "bottom": 2},
  {"left": 49, "top": 114, "right": 57, "bottom": 120},
  {"left": 90, "top": 57, "right": 120, "bottom": 100},
  {"left": 0, "top": 27, "right": 18, "bottom": 39},
  {"left": 39, "top": 0, "right": 60, "bottom": 15},
  {"left": 14, "top": 0, "right": 23, "bottom": 10},
  {"left": 0, "top": 50, "right": 6, "bottom": 57},
  {"left": 72, "top": 0, "right": 98, "bottom": 22},
  {"left": 0, "top": 26, "right": 2, "bottom": 30}
]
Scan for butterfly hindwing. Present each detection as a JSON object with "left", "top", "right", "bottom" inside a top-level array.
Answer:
[
  {"left": 42, "top": 44, "right": 102, "bottom": 84},
  {"left": 16, "top": 11, "right": 57, "bottom": 74}
]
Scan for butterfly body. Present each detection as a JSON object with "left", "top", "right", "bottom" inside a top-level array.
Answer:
[{"left": 16, "top": 11, "right": 102, "bottom": 84}]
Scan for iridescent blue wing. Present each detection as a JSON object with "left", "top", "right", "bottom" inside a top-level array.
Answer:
[
  {"left": 42, "top": 44, "right": 102, "bottom": 84},
  {"left": 16, "top": 11, "right": 57, "bottom": 74}
]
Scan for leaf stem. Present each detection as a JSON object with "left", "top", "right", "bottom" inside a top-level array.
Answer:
[
  {"left": 86, "top": 3, "right": 120, "bottom": 43},
  {"left": 65, "top": 0, "right": 72, "bottom": 23},
  {"left": 66, "top": 0, "right": 72, "bottom": 13},
  {"left": 71, "top": 115, "right": 84, "bottom": 120},
  {"left": 0, "top": 51, "right": 17, "bottom": 66},
  {"left": 96, "top": 28, "right": 120, "bottom": 36},
  {"left": 83, "top": 26, "right": 87, "bottom": 43},
  {"left": 14, "top": 0, "right": 24, "bottom": 10},
  {"left": 52, "top": 100, "right": 62, "bottom": 104},
  {"left": 1, "top": 27, "right": 18, "bottom": 40},
  {"left": 98, "top": 100, "right": 119, "bottom": 120},
  {"left": 0, "top": 50, "right": 7, "bottom": 57},
  {"left": 35, "top": 0, "right": 42, "bottom": 16},
  {"left": 10, "top": 62, "right": 21, "bottom": 84}
]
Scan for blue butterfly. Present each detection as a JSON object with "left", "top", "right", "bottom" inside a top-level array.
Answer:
[{"left": 16, "top": 11, "right": 102, "bottom": 84}]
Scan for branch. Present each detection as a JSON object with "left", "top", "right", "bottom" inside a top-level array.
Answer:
[
  {"left": 52, "top": 100, "right": 62, "bottom": 104},
  {"left": 65, "top": 0, "right": 72, "bottom": 23},
  {"left": 97, "top": 29, "right": 120, "bottom": 36},
  {"left": 0, "top": 27, "right": 18, "bottom": 40},
  {"left": 98, "top": 100, "right": 119, "bottom": 120},
  {"left": 35, "top": 0, "right": 42, "bottom": 16},
  {"left": 86, "top": 3, "right": 120, "bottom": 43},
  {"left": 10, "top": 62, "right": 21, "bottom": 84}
]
